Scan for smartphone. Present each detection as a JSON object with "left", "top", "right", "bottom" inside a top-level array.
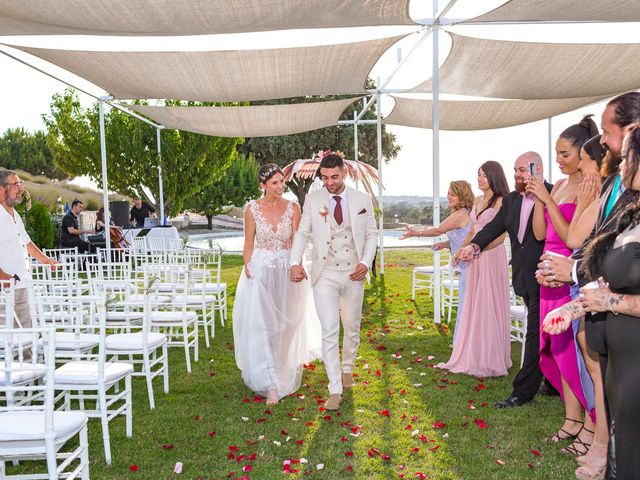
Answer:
[{"left": 528, "top": 162, "right": 535, "bottom": 176}]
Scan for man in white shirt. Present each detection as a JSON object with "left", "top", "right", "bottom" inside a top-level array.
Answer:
[{"left": 0, "top": 168, "right": 57, "bottom": 328}]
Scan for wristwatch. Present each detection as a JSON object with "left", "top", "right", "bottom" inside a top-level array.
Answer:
[{"left": 13, "top": 274, "right": 20, "bottom": 282}]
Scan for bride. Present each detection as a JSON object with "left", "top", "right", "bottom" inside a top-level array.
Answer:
[{"left": 233, "top": 163, "right": 322, "bottom": 404}]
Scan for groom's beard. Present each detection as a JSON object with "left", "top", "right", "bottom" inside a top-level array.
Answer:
[{"left": 514, "top": 179, "right": 526, "bottom": 193}]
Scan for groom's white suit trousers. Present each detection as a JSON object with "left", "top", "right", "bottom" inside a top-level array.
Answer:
[{"left": 290, "top": 186, "right": 378, "bottom": 396}]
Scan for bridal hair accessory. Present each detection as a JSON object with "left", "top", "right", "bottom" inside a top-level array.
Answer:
[
  {"left": 259, "top": 164, "right": 281, "bottom": 182},
  {"left": 319, "top": 205, "right": 329, "bottom": 222}
]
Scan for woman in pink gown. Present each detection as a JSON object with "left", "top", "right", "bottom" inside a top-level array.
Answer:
[
  {"left": 527, "top": 115, "right": 599, "bottom": 457},
  {"left": 437, "top": 161, "right": 511, "bottom": 377}
]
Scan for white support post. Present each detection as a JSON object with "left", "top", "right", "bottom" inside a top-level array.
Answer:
[
  {"left": 98, "top": 98, "right": 111, "bottom": 261},
  {"left": 432, "top": 1, "right": 442, "bottom": 325},
  {"left": 353, "top": 110, "right": 359, "bottom": 190},
  {"left": 156, "top": 128, "right": 165, "bottom": 225},
  {"left": 376, "top": 79, "right": 384, "bottom": 276},
  {"left": 547, "top": 117, "right": 553, "bottom": 183}
]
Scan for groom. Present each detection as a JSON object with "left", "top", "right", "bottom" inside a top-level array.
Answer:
[{"left": 289, "top": 153, "right": 378, "bottom": 411}]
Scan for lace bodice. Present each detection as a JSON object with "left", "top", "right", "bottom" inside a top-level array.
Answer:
[{"left": 249, "top": 200, "right": 294, "bottom": 252}]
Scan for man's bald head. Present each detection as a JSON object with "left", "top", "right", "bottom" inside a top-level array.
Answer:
[{"left": 514, "top": 151, "right": 543, "bottom": 192}]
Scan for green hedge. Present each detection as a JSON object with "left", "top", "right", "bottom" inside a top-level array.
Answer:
[{"left": 22, "top": 202, "right": 55, "bottom": 249}]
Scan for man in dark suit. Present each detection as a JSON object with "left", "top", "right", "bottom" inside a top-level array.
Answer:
[{"left": 459, "top": 151, "right": 553, "bottom": 407}]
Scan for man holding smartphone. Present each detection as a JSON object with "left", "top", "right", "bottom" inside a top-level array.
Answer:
[{"left": 459, "top": 151, "right": 553, "bottom": 408}]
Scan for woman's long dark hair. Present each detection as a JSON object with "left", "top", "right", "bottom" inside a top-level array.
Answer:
[
  {"left": 560, "top": 114, "right": 599, "bottom": 150},
  {"left": 582, "top": 126, "right": 640, "bottom": 280},
  {"left": 477, "top": 160, "right": 509, "bottom": 215}
]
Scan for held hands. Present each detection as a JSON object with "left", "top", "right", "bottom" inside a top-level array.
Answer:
[
  {"left": 536, "top": 252, "right": 574, "bottom": 287},
  {"left": 579, "top": 278, "right": 612, "bottom": 313},
  {"left": 525, "top": 176, "right": 552, "bottom": 205},
  {"left": 458, "top": 245, "right": 476, "bottom": 262},
  {"left": 542, "top": 306, "right": 573, "bottom": 335},
  {"left": 289, "top": 264, "right": 307, "bottom": 282},
  {"left": 349, "top": 263, "right": 368, "bottom": 281},
  {"left": 399, "top": 226, "right": 418, "bottom": 240}
]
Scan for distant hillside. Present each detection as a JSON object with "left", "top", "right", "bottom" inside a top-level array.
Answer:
[
  {"left": 16, "top": 170, "right": 121, "bottom": 211},
  {"left": 384, "top": 195, "right": 447, "bottom": 206}
]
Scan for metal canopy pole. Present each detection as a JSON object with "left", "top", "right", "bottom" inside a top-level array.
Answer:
[
  {"left": 432, "top": 2, "right": 442, "bottom": 325},
  {"left": 548, "top": 117, "right": 553, "bottom": 183},
  {"left": 353, "top": 110, "right": 359, "bottom": 190},
  {"left": 99, "top": 97, "right": 112, "bottom": 261},
  {"left": 156, "top": 128, "right": 166, "bottom": 225},
  {"left": 376, "top": 78, "right": 384, "bottom": 276}
]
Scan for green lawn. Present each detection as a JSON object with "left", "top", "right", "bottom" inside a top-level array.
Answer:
[{"left": 8, "top": 249, "right": 578, "bottom": 479}]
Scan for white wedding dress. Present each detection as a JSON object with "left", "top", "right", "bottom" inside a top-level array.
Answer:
[{"left": 233, "top": 200, "right": 322, "bottom": 400}]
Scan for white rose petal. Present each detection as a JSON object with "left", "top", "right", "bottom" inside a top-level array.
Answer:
[{"left": 317, "top": 464, "right": 325, "bottom": 470}]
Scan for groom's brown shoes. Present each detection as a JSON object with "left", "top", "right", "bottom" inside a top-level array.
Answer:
[
  {"left": 325, "top": 394, "right": 342, "bottom": 411},
  {"left": 342, "top": 372, "right": 356, "bottom": 388}
]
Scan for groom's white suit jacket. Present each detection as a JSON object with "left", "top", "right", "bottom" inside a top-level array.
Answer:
[{"left": 290, "top": 186, "right": 378, "bottom": 285}]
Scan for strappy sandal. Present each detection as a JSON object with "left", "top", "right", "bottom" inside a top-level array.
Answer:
[
  {"left": 544, "top": 418, "right": 583, "bottom": 443},
  {"left": 560, "top": 427, "right": 594, "bottom": 456}
]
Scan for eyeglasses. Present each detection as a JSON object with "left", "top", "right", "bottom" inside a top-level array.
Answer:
[{"left": 3, "top": 181, "right": 24, "bottom": 188}]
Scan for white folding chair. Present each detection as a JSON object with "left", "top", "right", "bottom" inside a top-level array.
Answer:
[
  {"left": 1, "top": 325, "right": 90, "bottom": 480},
  {"left": 44, "top": 296, "right": 133, "bottom": 465},
  {"left": 509, "top": 286, "right": 527, "bottom": 367}
]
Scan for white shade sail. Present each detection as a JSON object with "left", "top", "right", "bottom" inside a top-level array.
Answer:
[
  {"left": 128, "top": 97, "right": 362, "bottom": 138},
  {"left": 9, "top": 35, "right": 405, "bottom": 102},
  {"left": 410, "top": 33, "right": 640, "bottom": 100},
  {"left": 465, "top": 0, "right": 640, "bottom": 24},
  {"left": 0, "top": 0, "right": 415, "bottom": 36},
  {"left": 383, "top": 95, "right": 609, "bottom": 131}
]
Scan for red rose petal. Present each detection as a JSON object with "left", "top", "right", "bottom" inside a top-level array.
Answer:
[
  {"left": 129, "top": 465, "right": 139, "bottom": 472},
  {"left": 531, "top": 449, "right": 542, "bottom": 457}
]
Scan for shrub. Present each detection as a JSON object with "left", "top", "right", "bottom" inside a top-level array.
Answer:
[{"left": 23, "top": 202, "right": 55, "bottom": 249}]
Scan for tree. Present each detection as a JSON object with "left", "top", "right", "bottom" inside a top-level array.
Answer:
[
  {"left": 42, "top": 89, "right": 242, "bottom": 216},
  {"left": 186, "top": 154, "right": 261, "bottom": 229},
  {"left": 237, "top": 81, "right": 401, "bottom": 169},
  {"left": 0, "top": 128, "right": 67, "bottom": 179}
]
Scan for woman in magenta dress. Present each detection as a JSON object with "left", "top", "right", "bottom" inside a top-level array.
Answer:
[
  {"left": 437, "top": 161, "right": 511, "bottom": 377},
  {"left": 527, "top": 115, "right": 599, "bottom": 456}
]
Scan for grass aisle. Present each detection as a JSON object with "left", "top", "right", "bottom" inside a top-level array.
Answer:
[{"left": 19, "top": 249, "right": 578, "bottom": 479}]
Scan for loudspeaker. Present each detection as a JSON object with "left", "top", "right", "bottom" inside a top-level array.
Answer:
[{"left": 109, "top": 200, "right": 129, "bottom": 228}]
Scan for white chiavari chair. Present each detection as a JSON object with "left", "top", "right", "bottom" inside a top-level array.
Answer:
[
  {"left": 509, "top": 286, "right": 527, "bottom": 367},
  {"left": 187, "top": 247, "right": 227, "bottom": 330},
  {"left": 45, "top": 296, "right": 133, "bottom": 465},
  {"left": 105, "top": 289, "right": 169, "bottom": 409},
  {"left": 145, "top": 264, "right": 198, "bottom": 373},
  {"left": 146, "top": 237, "right": 165, "bottom": 250},
  {"left": 1, "top": 323, "right": 90, "bottom": 480}
]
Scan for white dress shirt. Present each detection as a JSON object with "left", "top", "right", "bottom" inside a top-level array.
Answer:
[
  {"left": 328, "top": 188, "right": 348, "bottom": 219},
  {"left": 0, "top": 206, "right": 31, "bottom": 288}
]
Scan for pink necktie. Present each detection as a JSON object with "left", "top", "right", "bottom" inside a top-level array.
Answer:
[{"left": 333, "top": 196, "right": 343, "bottom": 225}]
